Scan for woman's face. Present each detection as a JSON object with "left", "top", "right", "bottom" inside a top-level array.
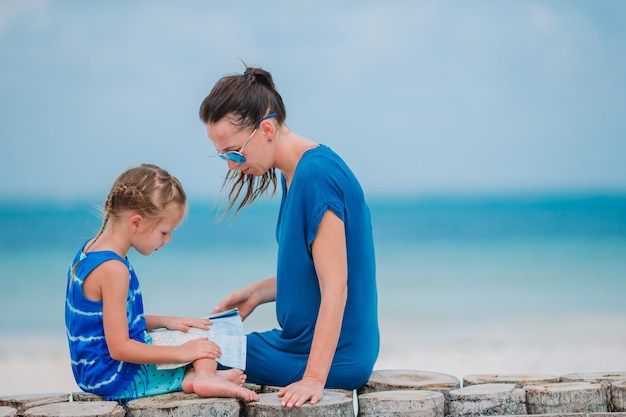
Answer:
[{"left": 206, "top": 118, "right": 271, "bottom": 176}]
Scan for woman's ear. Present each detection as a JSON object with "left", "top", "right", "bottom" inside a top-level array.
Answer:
[
  {"left": 260, "top": 118, "right": 276, "bottom": 140},
  {"left": 129, "top": 214, "right": 144, "bottom": 232}
]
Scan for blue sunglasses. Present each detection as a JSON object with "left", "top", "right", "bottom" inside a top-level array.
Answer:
[{"left": 216, "top": 113, "right": 277, "bottom": 164}]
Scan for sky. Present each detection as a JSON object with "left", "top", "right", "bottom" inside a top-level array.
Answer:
[{"left": 1, "top": 0, "right": 625, "bottom": 202}]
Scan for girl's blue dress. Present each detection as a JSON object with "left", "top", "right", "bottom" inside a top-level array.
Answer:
[{"left": 65, "top": 247, "right": 148, "bottom": 400}]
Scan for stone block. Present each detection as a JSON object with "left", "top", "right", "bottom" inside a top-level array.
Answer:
[
  {"left": 447, "top": 383, "right": 526, "bottom": 416},
  {"left": 23, "top": 402, "right": 124, "bottom": 417},
  {"left": 611, "top": 380, "right": 626, "bottom": 412},
  {"left": 246, "top": 391, "right": 353, "bottom": 416},
  {"left": 0, "top": 394, "right": 70, "bottom": 415},
  {"left": 462, "top": 373, "right": 558, "bottom": 388},
  {"left": 260, "top": 384, "right": 352, "bottom": 397},
  {"left": 359, "top": 369, "right": 460, "bottom": 395},
  {"left": 525, "top": 381, "right": 608, "bottom": 414},
  {"left": 70, "top": 393, "right": 104, "bottom": 402},
  {"left": 126, "top": 391, "right": 240, "bottom": 417},
  {"left": 560, "top": 372, "right": 626, "bottom": 385},
  {"left": 358, "top": 389, "right": 444, "bottom": 417},
  {"left": 0, "top": 406, "right": 17, "bottom": 417}
]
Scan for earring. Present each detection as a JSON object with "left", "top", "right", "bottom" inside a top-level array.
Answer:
[{"left": 267, "top": 138, "right": 273, "bottom": 143}]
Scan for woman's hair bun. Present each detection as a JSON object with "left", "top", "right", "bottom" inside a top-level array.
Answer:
[{"left": 243, "top": 67, "right": 275, "bottom": 90}]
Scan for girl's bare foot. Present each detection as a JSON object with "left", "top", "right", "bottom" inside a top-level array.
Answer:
[
  {"left": 193, "top": 374, "right": 259, "bottom": 401},
  {"left": 217, "top": 369, "right": 247, "bottom": 385},
  {"left": 182, "top": 369, "right": 195, "bottom": 394}
]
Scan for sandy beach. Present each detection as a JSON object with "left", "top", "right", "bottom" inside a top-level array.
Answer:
[{"left": 2, "top": 311, "right": 625, "bottom": 396}]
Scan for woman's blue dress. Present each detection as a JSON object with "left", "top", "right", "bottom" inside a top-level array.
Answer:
[{"left": 245, "top": 145, "right": 379, "bottom": 389}]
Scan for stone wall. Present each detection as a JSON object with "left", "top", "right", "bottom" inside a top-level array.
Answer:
[{"left": 1, "top": 370, "right": 625, "bottom": 417}]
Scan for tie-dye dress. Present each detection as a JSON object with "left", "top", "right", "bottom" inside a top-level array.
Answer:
[{"left": 64, "top": 245, "right": 148, "bottom": 400}]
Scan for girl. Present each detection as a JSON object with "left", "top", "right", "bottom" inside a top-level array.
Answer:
[
  {"left": 199, "top": 67, "right": 379, "bottom": 408},
  {"left": 65, "top": 164, "right": 258, "bottom": 402}
]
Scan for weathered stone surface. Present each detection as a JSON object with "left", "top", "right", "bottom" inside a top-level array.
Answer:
[
  {"left": 260, "top": 385, "right": 353, "bottom": 397},
  {"left": 358, "top": 389, "right": 444, "bottom": 417},
  {"left": 70, "top": 393, "right": 104, "bottom": 402},
  {"left": 0, "top": 394, "right": 70, "bottom": 414},
  {"left": 462, "top": 373, "right": 558, "bottom": 387},
  {"left": 0, "top": 406, "right": 16, "bottom": 417},
  {"left": 246, "top": 391, "right": 353, "bottom": 417},
  {"left": 560, "top": 371, "right": 626, "bottom": 385},
  {"left": 487, "top": 414, "right": 625, "bottom": 417},
  {"left": 359, "top": 369, "right": 460, "bottom": 395},
  {"left": 447, "top": 383, "right": 526, "bottom": 416},
  {"left": 358, "top": 369, "right": 460, "bottom": 416},
  {"left": 24, "top": 402, "right": 125, "bottom": 417},
  {"left": 525, "top": 381, "right": 608, "bottom": 414},
  {"left": 126, "top": 391, "right": 240, "bottom": 417},
  {"left": 611, "top": 380, "right": 626, "bottom": 412},
  {"left": 244, "top": 383, "right": 263, "bottom": 393},
  {"left": 559, "top": 372, "right": 626, "bottom": 412},
  {"left": 584, "top": 414, "right": 626, "bottom": 417}
]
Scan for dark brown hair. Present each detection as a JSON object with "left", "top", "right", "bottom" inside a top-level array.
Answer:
[{"left": 199, "top": 66, "right": 286, "bottom": 217}]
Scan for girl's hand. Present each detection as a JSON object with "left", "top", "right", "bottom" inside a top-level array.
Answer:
[
  {"left": 179, "top": 338, "right": 221, "bottom": 363},
  {"left": 168, "top": 317, "right": 212, "bottom": 332},
  {"left": 145, "top": 315, "right": 211, "bottom": 332}
]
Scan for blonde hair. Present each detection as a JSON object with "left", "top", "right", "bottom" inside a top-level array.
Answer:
[{"left": 85, "top": 164, "right": 187, "bottom": 253}]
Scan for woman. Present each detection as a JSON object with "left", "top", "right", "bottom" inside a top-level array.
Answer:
[{"left": 199, "top": 67, "right": 379, "bottom": 408}]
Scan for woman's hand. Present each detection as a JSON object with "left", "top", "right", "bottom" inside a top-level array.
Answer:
[
  {"left": 211, "top": 287, "right": 254, "bottom": 318},
  {"left": 277, "top": 377, "right": 324, "bottom": 408},
  {"left": 211, "top": 277, "right": 277, "bottom": 320}
]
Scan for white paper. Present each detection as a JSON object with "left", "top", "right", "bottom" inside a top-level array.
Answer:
[{"left": 149, "top": 308, "right": 246, "bottom": 370}]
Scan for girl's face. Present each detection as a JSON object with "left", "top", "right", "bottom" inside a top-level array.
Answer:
[{"left": 131, "top": 204, "right": 185, "bottom": 256}]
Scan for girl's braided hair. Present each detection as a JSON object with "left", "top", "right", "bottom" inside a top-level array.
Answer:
[{"left": 84, "top": 164, "right": 186, "bottom": 255}]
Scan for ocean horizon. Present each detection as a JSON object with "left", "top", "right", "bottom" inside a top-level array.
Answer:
[{"left": 1, "top": 192, "right": 625, "bottom": 333}]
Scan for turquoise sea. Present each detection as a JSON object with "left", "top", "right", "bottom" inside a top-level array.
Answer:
[
  {"left": 1, "top": 193, "right": 625, "bottom": 338},
  {"left": 1, "top": 193, "right": 626, "bottom": 394}
]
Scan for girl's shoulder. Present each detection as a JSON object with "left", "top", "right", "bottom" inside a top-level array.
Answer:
[
  {"left": 84, "top": 250, "right": 128, "bottom": 266},
  {"left": 73, "top": 248, "right": 130, "bottom": 279}
]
